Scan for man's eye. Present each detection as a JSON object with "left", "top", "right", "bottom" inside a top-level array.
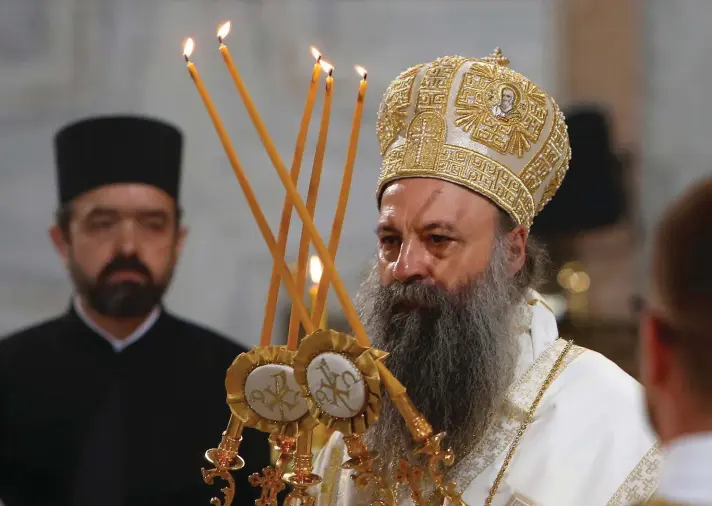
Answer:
[
  {"left": 88, "top": 220, "right": 115, "bottom": 230},
  {"left": 141, "top": 219, "right": 167, "bottom": 231},
  {"left": 429, "top": 234, "right": 452, "bottom": 244},
  {"left": 380, "top": 236, "right": 400, "bottom": 246}
]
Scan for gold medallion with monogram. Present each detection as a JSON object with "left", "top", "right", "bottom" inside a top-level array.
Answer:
[
  {"left": 293, "top": 329, "right": 384, "bottom": 437},
  {"left": 225, "top": 346, "right": 318, "bottom": 437}
]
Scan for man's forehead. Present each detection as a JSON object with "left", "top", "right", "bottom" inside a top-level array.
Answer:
[
  {"left": 379, "top": 178, "right": 497, "bottom": 224},
  {"left": 72, "top": 183, "right": 175, "bottom": 213}
]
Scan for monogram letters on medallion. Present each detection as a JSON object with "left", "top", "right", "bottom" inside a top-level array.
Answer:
[
  {"left": 244, "top": 364, "right": 308, "bottom": 422},
  {"left": 306, "top": 352, "right": 367, "bottom": 419}
]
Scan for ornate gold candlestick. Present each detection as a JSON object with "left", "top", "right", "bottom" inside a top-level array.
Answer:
[
  {"left": 201, "top": 415, "right": 245, "bottom": 506},
  {"left": 342, "top": 433, "right": 394, "bottom": 506},
  {"left": 249, "top": 434, "right": 297, "bottom": 506},
  {"left": 283, "top": 431, "right": 321, "bottom": 505}
]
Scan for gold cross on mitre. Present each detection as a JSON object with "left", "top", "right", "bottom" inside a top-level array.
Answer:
[{"left": 482, "top": 46, "right": 510, "bottom": 66}]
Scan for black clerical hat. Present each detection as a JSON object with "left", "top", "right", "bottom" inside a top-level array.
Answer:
[
  {"left": 54, "top": 115, "right": 183, "bottom": 204},
  {"left": 531, "top": 106, "right": 626, "bottom": 237}
]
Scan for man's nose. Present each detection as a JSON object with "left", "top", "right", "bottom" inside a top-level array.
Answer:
[
  {"left": 117, "top": 220, "right": 138, "bottom": 256},
  {"left": 392, "top": 239, "right": 430, "bottom": 283}
]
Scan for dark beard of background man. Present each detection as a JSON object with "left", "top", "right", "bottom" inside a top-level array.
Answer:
[
  {"left": 69, "top": 253, "right": 175, "bottom": 318},
  {"left": 357, "top": 234, "right": 528, "bottom": 473}
]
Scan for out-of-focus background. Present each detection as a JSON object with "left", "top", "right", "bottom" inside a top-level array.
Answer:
[{"left": 0, "top": 0, "right": 710, "bottom": 378}]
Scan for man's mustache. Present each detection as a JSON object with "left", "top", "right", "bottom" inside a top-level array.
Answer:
[{"left": 98, "top": 255, "right": 153, "bottom": 283}]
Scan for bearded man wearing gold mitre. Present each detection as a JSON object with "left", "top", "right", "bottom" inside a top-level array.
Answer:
[{"left": 311, "top": 49, "right": 661, "bottom": 506}]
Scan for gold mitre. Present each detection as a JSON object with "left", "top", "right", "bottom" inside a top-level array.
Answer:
[{"left": 376, "top": 49, "right": 571, "bottom": 229}]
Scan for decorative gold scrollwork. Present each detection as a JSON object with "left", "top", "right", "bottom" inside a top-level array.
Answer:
[
  {"left": 415, "top": 433, "right": 466, "bottom": 506},
  {"left": 342, "top": 434, "right": 395, "bottom": 506},
  {"left": 201, "top": 467, "right": 236, "bottom": 506},
  {"left": 394, "top": 459, "right": 426, "bottom": 506}
]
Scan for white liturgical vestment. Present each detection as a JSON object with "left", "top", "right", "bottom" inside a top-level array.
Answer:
[{"left": 311, "top": 291, "right": 662, "bottom": 506}]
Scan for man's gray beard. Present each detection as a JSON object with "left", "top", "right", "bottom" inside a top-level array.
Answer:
[{"left": 356, "top": 238, "right": 525, "bottom": 472}]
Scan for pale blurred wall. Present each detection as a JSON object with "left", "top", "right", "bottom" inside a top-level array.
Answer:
[
  {"left": 640, "top": 0, "right": 712, "bottom": 287},
  {"left": 0, "top": 0, "right": 557, "bottom": 346}
]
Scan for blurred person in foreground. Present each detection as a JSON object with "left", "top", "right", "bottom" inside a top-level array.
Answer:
[
  {"left": 636, "top": 177, "right": 712, "bottom": 506},
  {"left": 0, "top": 116, "right": 269, "bottom": 506},
  {"left": 312, "top": 50, "right": 660, "bottom": 505}
]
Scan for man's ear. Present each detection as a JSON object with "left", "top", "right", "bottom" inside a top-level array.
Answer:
[
  {"left": 49, "top": 224, "right": 70, "bottom": 267},
  {"left": 640, "top": 312, "right": 673, "bottom": 390},
  {"left": 507, "top": 225, "right": 527, "bottom": 275},
  {"left": 176, "top": 225, "right": 188, "bottom": 258}
]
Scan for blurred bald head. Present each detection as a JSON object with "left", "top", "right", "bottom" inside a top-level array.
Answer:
[
  {"left": 652, "top": 177, "right": 712, "bottom": 401},
  {"left": 642, "top": 177, "right": 712, "bottom": 442}
]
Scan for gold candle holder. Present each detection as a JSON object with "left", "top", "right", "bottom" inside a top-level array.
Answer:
[
  {"left": 201, "top": 415, "right": 245, "bottom": 506},
  {"left": 249, "top": 435, "right": 297, "bottom": 506},
  {"left": 283, "top": 431, "right": 321, "bottom": 505},
  {"left": 341, "top": 434, "right": 394, "bottom": 505},
  {"left": 204, "top": 415, "right": 246, "bottom": 471}
]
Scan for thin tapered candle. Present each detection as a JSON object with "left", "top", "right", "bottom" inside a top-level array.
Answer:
[
  {"left": 214, "top": 26, "right": 370, "bottom": 347},
  {"left": 183, "top": 39, "right": 314, "bottom": 334},
  {"left": 258, "top": 47, "right": 322, "bottom": 347},
  {"left": 311, "top": 66, "right": 367, "bottom": 326},
  {"left": 287, "top": 65, "right": 334, "bottom": 350}
]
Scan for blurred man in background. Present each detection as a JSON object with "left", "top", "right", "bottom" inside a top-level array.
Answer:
[
  {"left": 0, "top": 116, "right": 269, "bottom": 506},
  {"left": 638, "top": 177, "right": 712, "bottom": 506}
]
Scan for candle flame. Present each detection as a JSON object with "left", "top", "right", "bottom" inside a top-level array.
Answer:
[
  {"left": 309, "top": 255, "right": 323, "bottom": 284},
  {"left": 217, "top": 21, "right": 231, "bottom": 41},
  {"left": 310, "top": 46, "right": 322, "bottom": 62},
  {"left": 183, "top": 38, "right": 195, "bottom": 59},
  {"left": 320, "top": 60, "right": 334, "bottom": 75},
  {"left": 354, "top": 65, "right": 367, "bottom": 80}
]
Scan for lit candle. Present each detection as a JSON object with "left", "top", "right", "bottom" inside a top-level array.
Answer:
[
  {"left": 259, "top": 46, "right": 323, "bottom": 348},
  {"left": 286, "top": 61, "right": 334, "bottom": 349},
  {"left": 311, "top": 66, "right": 368, "bottom": 327},
  {"left": 214, "top": 24, "right": 370, "bottom": 348},
  {"left": 182, "top": 38, "right": 314, "bottom": 335},
  {"left": 308, "top": 255, "right": 328, "bottom": 329}
]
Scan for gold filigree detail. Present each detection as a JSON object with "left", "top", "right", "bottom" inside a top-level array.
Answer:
[
  {"left": 249, "top": 435, "right": 296, "bottom": 506},
  {"left": 403, "top": 111, "right": 446, "bottom": 171},
  {"left": 451, "top": 339, "right": 585, "bottom": 494},
  {"left": 606, "top": 443, "right": 663, "bottom": 506},
  {"left": 537, "top": 130, "right": 571, "bottom": 215},
  {"left": 283, "top": 432, "right": 322, "bottom": 506},
  {"left": 483, "top": 341, "right": 574, "bottom": 506},
  {"left": 293, "top": 330, "right": 383, "bottom": 436},
  {"left": 505, "top": 493, "right": 540, "bottom": 506},
  {"left": 202, "top": 467, "right": 236, "bottom": 506},
  {"left": 410, "top": 432, "right": 467, "bottom": 506},
  {"left": 454, "top": 61, "right": 548, "bottom": 158},
  {"left": 319, "top": 442, "right": 345, "bottom": 506},
  {"left": 378, "top": 143, "right": 536, "bottom": 228},
  {"left": 225, "top": 346, "right": 317, "bottom": 437},
  {"left": 342, "top": 433, "right": 395, "bottom": 506},
  {"left": 519, "top": 102, "right": 570, "bottom": 196},
  {"left": 250, "top": 466, "right": 286, "bottom": 506},
  {"left": 415, "top": 56, "right": 467, "bottom": 116},
  {"left": 482, "top": 47, "right": 510, "bottom": 67},
  {"left": 394, "top": 460, "right": 426, "bottom": 505},
  {"left": 202, "top": 416, "right": 245, "bottom": 506},
  {"left": 377, "top": 64, "right": 423, "bottom": 155}
]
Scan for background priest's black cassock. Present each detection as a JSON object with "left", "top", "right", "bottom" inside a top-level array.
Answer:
[{"left": 0, "top": 307, "right": 271, "bottom": 506}]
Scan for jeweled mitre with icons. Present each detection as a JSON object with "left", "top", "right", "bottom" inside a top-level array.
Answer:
[{"left": 376, "top": 49, "right": 571, "bottom": 229}]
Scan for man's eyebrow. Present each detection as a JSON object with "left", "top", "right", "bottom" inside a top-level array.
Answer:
[
  {"left": 84, "top": 207, "right": 120, "bottom": 218},
  {"left": 375, "top": 223, "right": 399, "bottom": 235},
  {"left": 420, "top": 221, "right": 458, "bottom": 234}
]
